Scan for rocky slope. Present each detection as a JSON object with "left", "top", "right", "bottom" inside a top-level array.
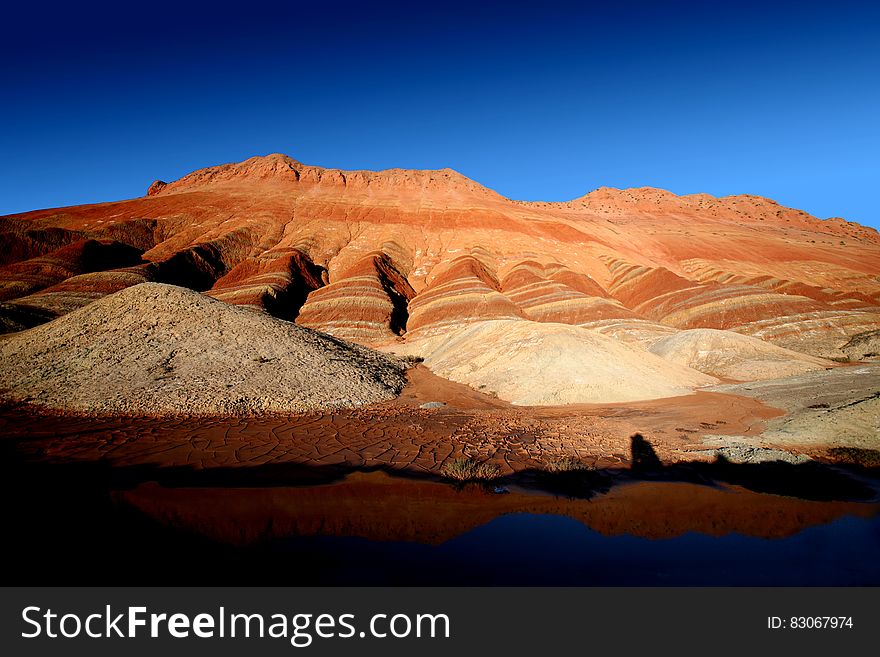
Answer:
[
  {"left": 707, "top": 365, "right": 880, "bottom": 450},
  {"left": 0, "top": 283, "right": 408, "bottom": 415}
]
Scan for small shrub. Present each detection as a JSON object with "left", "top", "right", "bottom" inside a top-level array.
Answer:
[
  {"left": 441, "top": 457, "right": 502, "bottom": 481},
  {"left": 543, "top": 455, "right": 593, "bottom": 472},
  {"left": 535, "top": 457, "right": 611, "bottom": 499}
]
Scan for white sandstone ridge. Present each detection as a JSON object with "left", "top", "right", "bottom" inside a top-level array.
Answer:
[
  {"left": 648, "top": 328, "right": 833, "bottom": 381},
  {"left": 394, "top": 319, "right": 718, "bottom": 405},
  {"left": 0, "top": 283, "right": 408, "bottom": 415}
]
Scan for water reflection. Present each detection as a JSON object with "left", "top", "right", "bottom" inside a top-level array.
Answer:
[
  {"left": 264, "top": 512, "right": 880, "bottom": 586},
  {"left": 106, "top": 471, "right": 880, "bottom": 585},
  {"left": 121, "top": 471, "right": 879, "bottom": 545}
]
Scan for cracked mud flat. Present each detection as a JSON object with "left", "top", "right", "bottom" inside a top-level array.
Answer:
[{"left": 1, "top": 366, "right": 786, "bottom": 475}]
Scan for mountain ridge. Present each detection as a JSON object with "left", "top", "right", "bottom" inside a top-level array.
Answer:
[{"left": 136, "top": 154, "right": 878, "bottom": 240}]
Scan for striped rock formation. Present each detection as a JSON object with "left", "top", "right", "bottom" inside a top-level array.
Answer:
[
  {"left": 500, "top": 261, "right": 636, "bottom": 325},
  {"left": 207, "top": 248, "right": 326, "bottom": 321},
  {"left": 297, "top": 250, "right": 414, "bottom": 344},
  {"left": 680, "top": 258, "right": 879, "bottom": 309},
  {"left": 3, "top": 264, "right": 157, "bottom": 322},
  {"left": 406, "top": 252, "right": 524, "bottom": 339},
  {"left": 731, "top": 310, "right": 880, "bottom": 360},
  {"left": 396, "top": 319, "right": 718, "bottom": 405},
  {"left": 0, "top": 238, "right": 143, "bottom": 302},
  {"left": 603, "top": 258, "right": 830, "bottom": 330},
  {"left": 1, "top": 153, "right": 878, "bottom": 383}
]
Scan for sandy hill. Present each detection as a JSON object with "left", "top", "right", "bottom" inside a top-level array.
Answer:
[
  {"left": 392, "top": 319, "right": 717, "bottom": 405},
  {"left": 0, "top": 283, "right": 408, "bottom": 415},
  {"left": 647, "top": 328, "right": 833, "bottom": 381}
]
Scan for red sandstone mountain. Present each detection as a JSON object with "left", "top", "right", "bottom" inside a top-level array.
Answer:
[{"left": 2, "top": 153, "right": 878, "bottom": 361}]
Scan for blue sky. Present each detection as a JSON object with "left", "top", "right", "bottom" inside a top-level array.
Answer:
[{"left": 2, "top": 1, "right": 878, "bottom": 228}]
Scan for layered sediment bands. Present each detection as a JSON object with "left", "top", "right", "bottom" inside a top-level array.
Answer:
[
  {"left": 0, "top": 217, "right": 158, "bottom": 269},
  {"left": 0, "top": 153, "right": 877, "bottom": 365},
  {"left": 681, "top": 259, "right": 878, "bottom": 309},
  {"left": 0, "top": 239, "right": 143, "bottom": 301},
  {"left": 1, "top": 264, "right": 157, "bottom": 319},
  {"left": 605, "top": 260, "right": 697, "bottom": 309},
  {"left": 207, "top": 249, "right": 325, "bottom": 320},
  {"left": 296, "top": 251, "right": 415, "bottom": 344},
  {"left": 0, "top": 226, "right": 86, "bottom": 266},
  {"left": 153, "top": 228, "right": 259, "bottom": 291},
  {"left": 580, "top": 318, "right": 681, "bottom": 348},
  {"left": 680, "top": 258, "right": 880, "bottom": 303},
  {"left": 576, "top": 186, "right": 880, "bottom": 246},
  {"left": 88, "top": 217, "right": 162, "bottom": 253},
  {"left": 399, "top": 319, "right": 717, "bottom": 405},
  {"left": 638, "top": 283, "right": 829, "bottom": 330},
  {"left": 500, "top": 261, "right": 637, "bottom": 324},
  {"left": 407, "top": 254, "right": 524, "bottom": 337},
  {"left": 604, "top": 258, "right": 829, "bottom": 330}
]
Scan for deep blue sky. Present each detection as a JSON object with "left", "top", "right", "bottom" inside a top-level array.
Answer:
[{"left": 2, "top": 1, "right": 878, "bottom": 228}]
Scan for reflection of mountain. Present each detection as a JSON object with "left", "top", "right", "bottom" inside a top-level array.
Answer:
[{"left": 120, "top": 471, "right": 878, "bottom": 545}]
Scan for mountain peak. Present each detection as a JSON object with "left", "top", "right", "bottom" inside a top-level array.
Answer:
[{"left": 149, "top": 154, "right": 498, "bottom": 198}]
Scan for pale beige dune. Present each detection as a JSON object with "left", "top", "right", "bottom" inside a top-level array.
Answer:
[
  {"left": 648, "top": 328, "right": 833, "bottom": 381},
  {"left": 393, "top": 319, "right": 717, "bottom": 405}
]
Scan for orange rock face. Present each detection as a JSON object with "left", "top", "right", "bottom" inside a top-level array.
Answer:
[
  {"left": 501, "top": 261, "right": 635, "bottom": 325},
  {"left": 0, "top": 238, "right": 143, "bottom": 302},
  {"left": 207, "top": 248, "right": 326, "bottom": 321},
  {"left": 1, "top": 153, "right": 878, "bottom": 358},
  {"left": 297, "top": 250, "right": 413, "bottom": 343},
  {"left": 407, "top": 253, "right": 525, "bottom": 338}
]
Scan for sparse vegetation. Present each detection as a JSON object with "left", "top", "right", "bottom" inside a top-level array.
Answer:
[
  {"left": 441, "top": 457, "right": 502, "bottom": 481},
  {"left": 534, "top": 457, "right": 611, "bottom": 499},
  {"left": 543, "top": 455, "right": 593, "bottom": 472}
]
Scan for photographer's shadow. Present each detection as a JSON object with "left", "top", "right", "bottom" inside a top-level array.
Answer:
[{"left": 625, "top": 432, "right": 875, "bottom": 501}]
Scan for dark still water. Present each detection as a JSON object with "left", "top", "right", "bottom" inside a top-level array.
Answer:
[
  {"left": 6, "top": 466, "right": 879, "bottom": 586},
  {"left": 272, "top": 512, "right": 880, "bottom": 586}
]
